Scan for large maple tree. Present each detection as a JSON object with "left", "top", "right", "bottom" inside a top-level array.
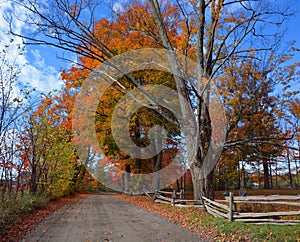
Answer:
[{"left": 10, "top": 0, "right": 300, "bottom": 199}]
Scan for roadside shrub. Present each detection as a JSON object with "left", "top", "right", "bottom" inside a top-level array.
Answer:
[{"left": 0, "top": 192, "right": 49, "bottom": 236}]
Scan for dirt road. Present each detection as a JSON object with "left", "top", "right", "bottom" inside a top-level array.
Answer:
[{"left": 24, "top": 194, "right": 206, "bottom": 242}]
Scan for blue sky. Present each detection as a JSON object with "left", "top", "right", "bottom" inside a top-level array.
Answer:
[
  {"left": 282, "top": 1, "right": 300, "bottom": 58},
  {"left": 0, "top": 0, "right": 299, "bottom": 94}
]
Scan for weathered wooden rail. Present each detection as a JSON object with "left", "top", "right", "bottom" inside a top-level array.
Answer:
[
  {"left": 202, "top": 196, "right": 229, "bottom": 219},
  {"left": 148, "top": 190, "right": 300, "bottom": 225},
  {"left": 151, "top": 190, "right": 204, "bottom": 208},
  {"left": 209, "top": 193, "right": 300, "bottom": 225}
]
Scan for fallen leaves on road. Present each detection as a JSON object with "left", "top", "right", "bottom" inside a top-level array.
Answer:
[
  {"left": 0, "top": 194, "right": 87, "bottom": 242},
  {"left": 115, "top": 194, "right": 219, "bottom": 241}
]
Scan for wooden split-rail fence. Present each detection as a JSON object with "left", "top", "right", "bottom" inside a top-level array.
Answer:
[
  {"left": 149, "top": 190, "right": 300, "bottom": 225},
  {"left": 149, "top": 190, "right": 204, "bottom": 208},
  {"left": 205, "top": 193, "right": 300, "bottom": 225}
]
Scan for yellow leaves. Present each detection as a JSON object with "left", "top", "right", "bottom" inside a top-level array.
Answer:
[
  {"left": 69, "top": 4, "right": 78, "bottom": 17},
  {"left": 224, "top": 16, "right": 236, "bottom": 22},
  {"left": 253, "top": 71, "right": 261, "bottom": 80},
  {"left": 225, "top": 98, "right": 239, "bottom": 107},
  {"left": 278, "top": 53, "right": 292, "bottom": 64},
  {"left": 289, "top": 98, "right": 300, "bottom": 119}
]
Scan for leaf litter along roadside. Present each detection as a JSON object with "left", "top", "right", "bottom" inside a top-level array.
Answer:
[
  {"left": 0, "top": 193, "right": 88, "bottom": 242},
  {"left": 115, "top": 194, "right": 218, "bottom": 241},
  {"left": 115, "top": 194, "right": 300, "bottom": 242},
  {"left": 2, "top": 192, "right": 299, "bottom": 242}
]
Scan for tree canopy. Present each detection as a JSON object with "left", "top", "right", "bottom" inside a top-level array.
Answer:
[{"left": 2, "top": 0, "right": 300, "bottom": 200}]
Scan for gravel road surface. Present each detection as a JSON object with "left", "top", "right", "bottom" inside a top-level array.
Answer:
[{"left": 24, "top": 194, "right": 206, "bottom": 242}]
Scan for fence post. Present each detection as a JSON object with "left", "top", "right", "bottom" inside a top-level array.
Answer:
[
  {"left": 152, "top": 191, "right": 158, "bottom": 201},
  {"left": 229, "top": 192, "right": 234, "bottom": 222},
  {"left": 180, "top": 189, "right": 184, "bottom": 199},
  {"left": 172, "top": 190, "right": 176, "bottom": 205}
]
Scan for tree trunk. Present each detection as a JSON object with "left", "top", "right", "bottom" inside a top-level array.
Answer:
[
  {"left": 238, "top": 163, "right": 241, "bottom": 189},
  {"left": 263, "top": 160, "right": 270, "bottom": 189},
  {"left": 269, "top": 162, "right": 273, "bottom": 188},
  {"left": 149, "top": 0, "right": 213, "bottom": 201},
  {"left": 30, "top": 157, "right": 38, "bottom": 194},
  {"left": 151, "top": 150, "right": 162, "bottom": 191},
  {"left": 190, "top": 164, "right": 203, "bottom": 201},
  {"left": 275, "top": 159, "right": 278, "bottom": 188},
  {"left": 134, "top": 118, "right": 142, "bottom": 171},
  {"left": 204, "top": 170, "right": 214, "bottom": 200},
  {"left": 287, "top": 149, "right": 294, "bottom": 188}
]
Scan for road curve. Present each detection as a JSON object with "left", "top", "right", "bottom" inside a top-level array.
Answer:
[{"left": 24, "top": 194, "right": 206, "bottom": 242}]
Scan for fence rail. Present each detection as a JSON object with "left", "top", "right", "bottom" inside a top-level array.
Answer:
[
  {"left": 152, "top": 190, "right": 204, "bottom": 208},
  {"left": 202, "top": 196, "right": 229, "bottom": 219},
  {"left": 149, "top": 190, "right": 300, "bottom": 225},
  {"left": 206, "top": 192, "right": 300, "bottom": 225}
]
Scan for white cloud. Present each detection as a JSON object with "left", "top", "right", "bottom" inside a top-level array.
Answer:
[
  {"left": 112, "top": 1, "right": 124, "bottom": 13},
  {"left": 31, "top": 49, "right": 46, "bottom": 68},
  {"left": 20, "top": 63, "right": 62, "bottom": 92},
  {"left": 0, "top": 1, "right": 63, "bottom": 93}
]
